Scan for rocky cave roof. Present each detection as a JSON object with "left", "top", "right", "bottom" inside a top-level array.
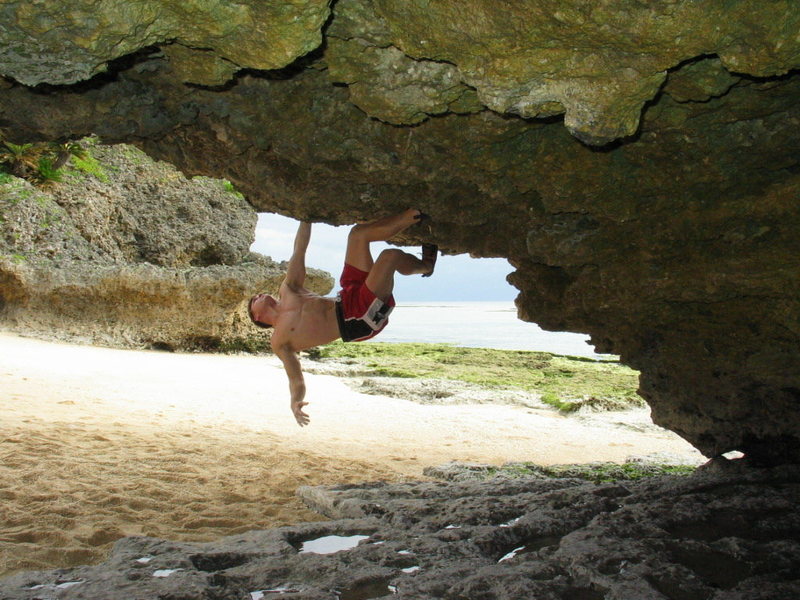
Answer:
[{"left": 1, "top": 0, "right": 799, "bottom": 463}]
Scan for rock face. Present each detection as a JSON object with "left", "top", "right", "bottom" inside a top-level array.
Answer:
[
  {"left": 0, "top": 0, "right": 331, "bottom": 87},
  {"left": 0, "top": 461, "right": 798, "bottom": 599},
  {"left": 0, "top": 141, "right": 333, "bottom": 350},
  {"left": 0, "top": 2, "right": 799, "bottom": 460}
]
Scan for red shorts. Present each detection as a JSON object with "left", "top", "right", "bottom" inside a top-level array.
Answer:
[{"left": 335, "top": 263, "right": 395, "bottom": 342}]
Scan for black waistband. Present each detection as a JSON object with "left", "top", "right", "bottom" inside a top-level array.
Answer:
[{"left": 334, "top": 298, "right": 347, "bottom": 340}]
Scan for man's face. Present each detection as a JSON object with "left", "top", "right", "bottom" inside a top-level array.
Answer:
[{"left": 248, "top": 293, "right": 277, "bottom": 327}]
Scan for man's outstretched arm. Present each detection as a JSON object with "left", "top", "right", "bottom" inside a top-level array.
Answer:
[
  {"left": 283, "top": 222, "right": 311, "bottom": 290},
  {"left": 274, "top": 343, "right": 310, "bottom": 426}
]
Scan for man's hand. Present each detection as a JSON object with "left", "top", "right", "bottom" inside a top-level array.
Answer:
[{"left": 291, "top": 399, "right": 310, "bottom": 427}]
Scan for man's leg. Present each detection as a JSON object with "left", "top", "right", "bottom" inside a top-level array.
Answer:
[
  {"left": 365, "top": 247, "right": 434, "bottom": 300},
  {"left": 344, "top": 208, "right": 423, "bottom": 272}
]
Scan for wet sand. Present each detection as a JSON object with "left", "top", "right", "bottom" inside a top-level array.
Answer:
[{"left": 0, "top": 331, "right": 703, "bottom": 578}]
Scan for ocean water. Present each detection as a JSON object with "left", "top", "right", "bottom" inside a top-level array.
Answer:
[{"left": 373, "top": 301, "right": 616, "bottom": 360}]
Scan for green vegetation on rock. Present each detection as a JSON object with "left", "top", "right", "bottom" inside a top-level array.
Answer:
[
  {"left": 68, "top": 152, "right": 109, "bottom": 183},
  {"left": 221, "top": 179, "right": 244, "bottom": 199},
  {"left": 464, "top": 461, "right": 696, "bottom": 482},
  {"left": 0, "top": 137, "right": 107, "bottom": 186},
  {"left": 308, "top": 341, "right": 642, "bottom": 412},
  {"left": 35, "top": 157, "right": 63, "bottom": 185}
]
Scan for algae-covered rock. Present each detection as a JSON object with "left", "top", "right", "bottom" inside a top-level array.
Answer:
[
  {"left": 0, "top": 0, "right": 330, "bottom": 86},
  {"left": 326, "top": 39, "right": 482, "bottom": 125},
  {"left": 355, "top": 0, "right": 800, "bottom": 143},
  {"left": 3, "top": 0, "right": 799, "bottom": 143},
  {"left": 325, "top": 0, "right": 482, "bottom": 125}
]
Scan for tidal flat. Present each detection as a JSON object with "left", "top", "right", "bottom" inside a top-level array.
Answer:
[{"left": 307, "top": 341, "right": 643, "bottom": 412}]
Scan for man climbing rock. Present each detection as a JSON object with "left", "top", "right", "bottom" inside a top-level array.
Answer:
[{"left": 248, "top": 208, "right": 437, "bottom": 426}]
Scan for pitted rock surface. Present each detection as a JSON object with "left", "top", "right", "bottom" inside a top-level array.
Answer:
[
  {"left": 1, "top": 462, "right": 797, "bottom": 599},
  {"left": 0, "top": 1, "right": 331, "bottom": 87},
  {"left": 1, "top": 1, "right": 800, "bottom": 460}
]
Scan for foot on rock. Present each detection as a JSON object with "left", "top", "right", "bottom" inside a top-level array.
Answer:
[
  {"left": 421, "top": 243, "right": 438, "bottom": 277},
  {"left": 413, "top": 211, "right": 431, "bottom": 226}
]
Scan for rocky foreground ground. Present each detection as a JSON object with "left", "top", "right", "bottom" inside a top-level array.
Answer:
[{"left": 1, "top": 458, "right": 797, "bottom": 600}]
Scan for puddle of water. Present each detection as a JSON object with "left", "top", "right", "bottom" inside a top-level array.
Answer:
[
  {"left": 299, "top": 535, "right": 370, "bottom": 555},
  {"left": 499, "top": 516, "right": 523, "bottom": 528},
  {"left": 153, "top": 569, "right": 181, "bottom": 577},
  {"left": 498, "top": 546, "right": 526, "bottom": 563},
  {"left": 251, "top": 587, "right": 300, "bottom": 598},
  {"left": 136, "top": 556, "right": 153, "bottom": 564},
  {"left": 722, "top": 450, "right": 745, "bottom": 460},
  {"left": 400, "top": 566, "right": 420, "bottom": 574},
  {"left": 497, "top": 535, "right": 562, "bottom": 563},
  {"left": 26, "top": 581, "right": 84, "bottom": 591}
]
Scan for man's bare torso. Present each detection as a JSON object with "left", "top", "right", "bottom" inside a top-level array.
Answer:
[{"left": 269, "top": 284, "right": 340, "bottom": 352}]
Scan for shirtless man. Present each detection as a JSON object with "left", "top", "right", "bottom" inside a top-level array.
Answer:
[{"left": 248, "top": 208, "right": 437, "bottom": 426}]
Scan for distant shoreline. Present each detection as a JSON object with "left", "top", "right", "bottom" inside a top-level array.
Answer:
[{"left": 366, "top": 301, "right": 613, "bottom": 359}]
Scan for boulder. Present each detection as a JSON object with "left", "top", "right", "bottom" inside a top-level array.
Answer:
[{"left": 0, "top": 142, "right": 333, "bottom": 350}]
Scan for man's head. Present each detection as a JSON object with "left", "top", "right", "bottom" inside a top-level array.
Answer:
[{"left": 248, "top": 293, "right": 277, "bottom": 329}]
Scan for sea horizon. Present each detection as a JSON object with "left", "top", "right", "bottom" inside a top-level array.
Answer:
[{"left": 370, "top": 300, "right": 616, "bottom": 360}]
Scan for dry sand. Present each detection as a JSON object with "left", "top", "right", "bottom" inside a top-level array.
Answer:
[{"left": 0, "top": 331, "right": 703, "bottom": 578}]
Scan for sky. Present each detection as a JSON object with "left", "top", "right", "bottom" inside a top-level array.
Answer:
[{"left": 250, "top": 213, "right": 517, "bottom": 302}]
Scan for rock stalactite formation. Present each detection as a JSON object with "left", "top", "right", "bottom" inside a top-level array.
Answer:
[{"left": 1, "top": 2, "right": 799, "bottom": 460}]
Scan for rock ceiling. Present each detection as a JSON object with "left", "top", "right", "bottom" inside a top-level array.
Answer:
[{"left": 1, "top": 0, "right": 799, "bottom": 462}]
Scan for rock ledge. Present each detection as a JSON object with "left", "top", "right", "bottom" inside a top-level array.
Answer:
[{"left": 1, "top": 460, "right": 797, "bottom": 599}]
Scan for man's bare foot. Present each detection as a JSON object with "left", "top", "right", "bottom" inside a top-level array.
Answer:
[{"left": 421, "top": 243, "right": 438, "bottom": 277}]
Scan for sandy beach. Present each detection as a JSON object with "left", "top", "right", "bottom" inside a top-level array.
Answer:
[{"left": 0, "top": 331, "right": 703, "bottom": 578}]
